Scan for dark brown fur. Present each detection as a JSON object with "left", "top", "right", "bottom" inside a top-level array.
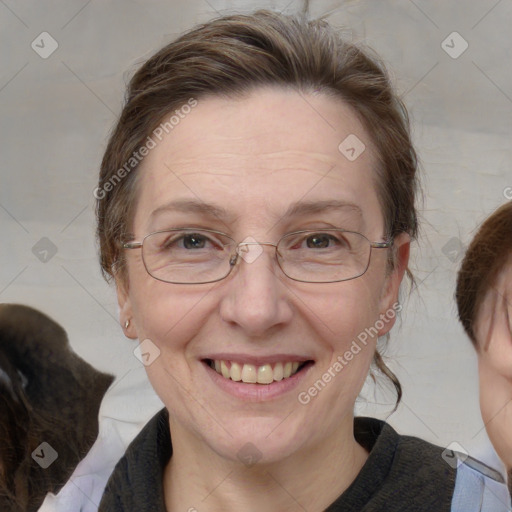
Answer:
[{"left": 0, "top": 304, "right": 114, "bottom": 511}]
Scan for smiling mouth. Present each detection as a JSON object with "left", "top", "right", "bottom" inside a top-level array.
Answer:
[{"left": 205, "top": 359, "right": 313, "bottom": 384}]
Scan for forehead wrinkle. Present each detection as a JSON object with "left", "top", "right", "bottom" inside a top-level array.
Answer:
[{"left": 161, "top": 149, "right": 341, "bottom": 176}]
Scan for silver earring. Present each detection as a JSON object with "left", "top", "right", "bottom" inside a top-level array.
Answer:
[{"left": 124, "top": 319, "right": 130, "bottom": 329}]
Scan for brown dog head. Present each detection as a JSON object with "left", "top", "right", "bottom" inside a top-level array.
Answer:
[{"left": 0, "top": 304, "right": 114, "bottom": 511}]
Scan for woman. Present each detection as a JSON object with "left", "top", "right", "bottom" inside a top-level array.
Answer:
[
  {"left": 457, "top": 202, "right": 512, "bottom": 493},
  {"left": 96, "top": 10, "right": 508, "bottom": 511}
]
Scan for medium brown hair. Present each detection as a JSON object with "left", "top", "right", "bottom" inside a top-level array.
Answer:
[
  {"left": 96, "top": 10, "right": 420, "bottom": 406},
  {"left": 456, "top": 202, "right": 512, "bottom": 346}
]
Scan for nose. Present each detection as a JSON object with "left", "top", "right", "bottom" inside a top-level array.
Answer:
[{"left": 218, "top": 241, "right": 293, "bottom": 337}]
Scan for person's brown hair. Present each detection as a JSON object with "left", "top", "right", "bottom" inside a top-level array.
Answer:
[
  {"left": 456, "top": 201, "right": 512, "bottom": 346},
  {"left": 96, "top": 10, "right": 420, "bottom": 407}
]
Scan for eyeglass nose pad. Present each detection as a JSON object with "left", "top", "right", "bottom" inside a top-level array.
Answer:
[
  {"left": 233, "top": 243, "right": 248, "bottom": 262},
  {"left": 227, "top": 244, "right": 252, "bottom": 271},
  {"left": 229, "top": 252, "right": 239, "bottom": 267}
]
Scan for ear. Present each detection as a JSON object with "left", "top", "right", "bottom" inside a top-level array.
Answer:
[
  {"left": 377, "top": 232, "right": 410, "bottom": 336},
  {"left": 115, "top": 277, "right": 138, "bottom": 340}
]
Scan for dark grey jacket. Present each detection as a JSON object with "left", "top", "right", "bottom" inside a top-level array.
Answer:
[{"left": 99, "top": 408, "right": 509, "bottom": 511}]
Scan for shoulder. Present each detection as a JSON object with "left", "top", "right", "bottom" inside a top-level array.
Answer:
[
  {"left": 355, "top": 416, "right": 453, "bottom": 476},
  {"left": 98, "top": 408, "right": 170, "bottom": 512},
  {"left": 348, "top": 417, "right": 456, "bottom": 510},
  {"left": 450, "top": 451, "right": 511, "bottom": 512},
  {"left": 354, "top": 418, "right": 510, "bottom": 511},
  {"left": 393, "top": 430, "right": 510, "bottom": 510}
]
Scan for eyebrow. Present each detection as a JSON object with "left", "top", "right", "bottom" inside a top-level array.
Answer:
[
  {"left": 150, "top": 199, "right": 232, "bottom": 221},
  {"left": 149, "top": 198, "right": 363, "bottom": 222},
  {"left": 285, "top": 199, "right": 362, "bottom": 219}
]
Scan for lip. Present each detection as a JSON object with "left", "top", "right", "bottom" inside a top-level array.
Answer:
[{"left": 202, "top": 358, "right": 315, "bottom": 402}]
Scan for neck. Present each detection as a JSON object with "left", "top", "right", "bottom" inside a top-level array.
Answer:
[{"left": 163, "top": 415, "right": 368, "bottom": 512}]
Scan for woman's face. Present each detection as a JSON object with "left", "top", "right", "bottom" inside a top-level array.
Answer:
[
  {"left": 476, "top": 259, "right": 512, "bottom": 468},
  {"left": 118, "top": 87, "right": 409, "bottom": 464}
]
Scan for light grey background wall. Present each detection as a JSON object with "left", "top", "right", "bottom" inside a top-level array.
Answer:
[{"left": 1, "top": 0, "right": 511, "bottom": 472}]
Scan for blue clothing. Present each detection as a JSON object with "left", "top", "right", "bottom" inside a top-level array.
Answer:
[{"left": 452, "top": 450, "right": 510, "bottom": 511}]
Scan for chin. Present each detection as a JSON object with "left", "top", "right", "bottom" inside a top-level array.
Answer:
[{"left": 206, "top": 415, "right": 307, "bottom": 466}]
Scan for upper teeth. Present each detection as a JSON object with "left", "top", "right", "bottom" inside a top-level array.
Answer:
[{"left": 211, "top": 360, "right": 301, "bottom": 384}]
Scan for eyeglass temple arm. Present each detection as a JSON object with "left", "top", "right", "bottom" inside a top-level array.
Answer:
[
  {"left": 123, "top": 241, "right": 142, "bottom": 249},
  {"left": 371, "top": 241, "right": 392, "bottom": 249}
]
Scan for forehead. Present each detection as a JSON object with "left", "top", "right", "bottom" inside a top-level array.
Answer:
[
  {"left": 134, "top": 87, "right": 382, "bottom": 234},
  {"left": 475, "top": 258, "right": 512, "bottom": 345},
  {"left": 480, "top": 257, "right": 512, "bottom": 309}
]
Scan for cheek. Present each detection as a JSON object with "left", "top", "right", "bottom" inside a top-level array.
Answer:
[
  {"left": 310, "top": 281, "right": 383, "bottom": 379},
  {"left": 479, "top": 359, "right": 512, "bottom": 467},
  {"left": 326, "top": 293, "right": 380, "bottom": 343},
  {"left": 128, "top": 279, "right": 222, "bottom": 408},
  {"left": 479, "top": 328, "right": 512, "bottom": 379},
  {"left": 128, "top": 263, "right": 218, "bottom": 353},
  {"left": 304, "top": 272, "right": 383, "bottom": 334},
  {"left": 294, "top": 291, "right": 381, "bottom": 428}
]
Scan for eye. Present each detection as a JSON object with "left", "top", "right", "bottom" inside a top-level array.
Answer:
[
  {"left": 159, "top": 231, "right": 225, "bottom": 251},
  {"left": 286, "top": 232, "right": 349, "bottom": 251},
  {"left": 180, "top": 233, "right": 209, "bottom": 250},
  {"left": 304, "top": 233, "right": 342, "bottom": 249},
  {"left": 288, "top": 231, "right": 352, "bottom": 252}
]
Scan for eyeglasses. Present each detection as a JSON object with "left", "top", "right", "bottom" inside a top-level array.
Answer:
[{"left": 122, "top": 228, "right": 392, "bottom": 284}]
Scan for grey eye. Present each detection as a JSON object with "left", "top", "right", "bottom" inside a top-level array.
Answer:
[
  {"left": 306, "top": 234, "right": 338, "bottom": 249},
  {"left": 182, "top": 234, "right": 208, "bottom": 249}
]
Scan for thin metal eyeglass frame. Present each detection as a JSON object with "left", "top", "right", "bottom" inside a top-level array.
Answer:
[{"left": 122, "top": 228, "right": 392, "bottom": 285}]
